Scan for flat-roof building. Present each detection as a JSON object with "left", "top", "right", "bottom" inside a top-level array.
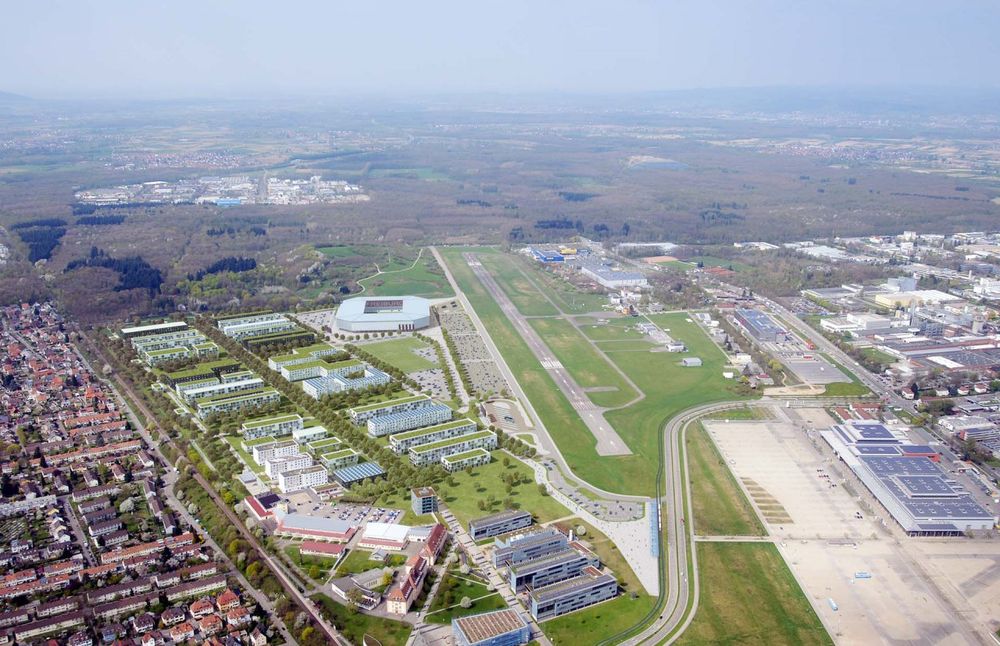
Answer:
[
  {"left": 332, "top": 462, "right": 386, "bottom": 487},
  {"left": 452, "top": 609, "right": 531, "bottom": 646},
  {"left": 273, "top": 512, "right": 357, "bottom": 542},
  {"left": 411, "top": 487, "right": 438, "bottom": 516},
  {"left": 734, "top": 308, "right": 787, "bottom": 343},
  {"left": 509, "top": 546, "right": 599, "bottom": 591},
  {"left": 529, "top": 567, "right": 617, "bottom": 621},
  {"left": 390, "top": 419, "right": 478, "bottom": 454},
  {"left": 822, "top": 421, "right": 993, "bottom": 535},
  {"left": 442, "top": 447, "right": 492, "bottom": 472},
  {"left": 348, "top": 394, "right": 433, "bottom": 425},
  {"left": 241, "top": 414, "right": 304, "bottom": 440},
  {"left": 469, "top": 509, "right": 532, "bottom": 541},
  {"left": 368, "top": 403, "right": 453, "bottom": 437},
  {"left": 492, "top": 527, "right": 568, "bottom": 568},
  {"left": 408, "top": 430, "right": 497, "bottom": 467}
]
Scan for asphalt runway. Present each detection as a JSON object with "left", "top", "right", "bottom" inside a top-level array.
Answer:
[{"left": 464, "top": 253, "right": 631, "bottom": 456}]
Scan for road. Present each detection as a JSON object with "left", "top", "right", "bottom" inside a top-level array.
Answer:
[{"left": 74, "top": 329, "right": 343, "bottom": 645}]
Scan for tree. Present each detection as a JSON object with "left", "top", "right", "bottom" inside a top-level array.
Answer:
[
  {"left": 346, "top": 587, "right": 364, "bottom": 613},
  {"left": 460, "top": 596, "right": 472, "bottom": 609}
]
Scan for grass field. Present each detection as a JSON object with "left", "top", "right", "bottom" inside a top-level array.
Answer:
[
  {"left": 223, "top": 435, "right": 265, "bottom": 474},
  {"left": 315, "top": 244, "right": 360, "bottom": 258},
  {"left": 431, "top": 455, "right": 571, "bottom": 530},
  {"left": 358, "top": 336, "right": 435, "bottom": 373},
  {"left": 677, "top": 542, "right": 832, "bottom": 646},
  {"left": 512, "top": 256, "right": 609, "bottom": 314},
  {"left": 543, "top": 594, "right": 656, "bottom": 645},
  {"left": 528, "top": 317, "right": 639, "bottom": 408},
  {"left": 439, "top": 248, "right": 755, "bottom": 495},
  {"left": 818, "top": 353, "right": 871, "bottom": 397},
  {"left": 425, "top": 569, "right": 506, "bottom": 624},
  {"left": 688, "top": 255, "right": 753, "bottom": 273},
  {"left": 577, "top": 317, "right": 646, "bottom": 341},
  {"left": 358, "top": 251, "right": 453, "bottom": 298},
  {"left": 312, "top": 594, "right": 412, "bottom": 646},
  {"left": 479, "top": 253, "right": 559, "bottom": 316},
  {"left": 687, "top": 423, "right": 766, "bottom": 536},
  {"left": 860, "top": 347, "right": 897, "bottom": 365}
]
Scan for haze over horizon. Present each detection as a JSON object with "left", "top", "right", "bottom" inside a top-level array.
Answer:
[{"left": 4, "top": 0, "right": 1000, "bottom": 100}]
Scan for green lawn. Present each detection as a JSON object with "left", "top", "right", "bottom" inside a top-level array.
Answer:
[
  {"left": 687, "top": 423, "right": 766, "bottom": 536},
  {"left": 358, "top": 251, "right": 453, "bottom": 298},
  {"left": 358, "top": 336, "right": 436, "bottom": 373},
  {"left": 223, "top": 435, "right": 265, "bottom": 474},
  {"left": 439, "top": 248, "right": 754, "bottom": 495},
  {"left": 577, "top": 317, "right": 646, "bottom": 341},
  {"left": 512, "top": 255, "right": 609, "bottom": 314},
  {"left": 433, "top": 455, "right": 571, "bottom": 530},
  {"left": 479, "top": 253, "right": 559, "bottom": 316},
  {"left": 656, "top": 259, "right": 695, "bottom": 271},
  {"left": 335, "top": 549, "right": 382, "bottom": 576},
  {"left": 312, "top": 594, "right": 412, "bottom": 646},
  {"left": 593, "top": 339, "right": 658, "bottom": 352},
  {"left": 688, "top": 256, "right": 753, "bottom": 273},
  {"left": 528, "top": 318, "right": 638, "bottom": 408},
  {"left": 677, "top": 543, "right": 832, "bottom": 646},
  {"left": 860, "top": 347, "right": 897, "bottom": 365},
  {"left": 315, "top": 245, "right": 360, "bottom": 258},
  {"left": 425, "top": 569, "right": 507, "bottom": 623},
  {"left": 543, "top": 594, "right": 655, "bottom": 645},
  {"left": 284, "top": 545, "right": 338, "bottom": 581}
]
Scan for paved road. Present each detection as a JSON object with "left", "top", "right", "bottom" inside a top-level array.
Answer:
[{"left": 463, "top": 252, "right": 631, "bottom": 456}]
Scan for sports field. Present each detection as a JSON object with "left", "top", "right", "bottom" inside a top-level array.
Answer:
[
  {"left": 439, "top": 247, "right": 755, "bottom": 495},
  {"left": 677, "top": 542, "right": 832, "bottom": 646},
  {"left": 687, "top": 423, "right": 766, "bottom": 536},
  {"left": 358, "top": 336, "right": 435, "bottom": 373}
]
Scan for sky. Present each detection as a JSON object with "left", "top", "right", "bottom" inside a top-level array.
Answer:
[{"left": 3, "top": 0, "right": 999, "bottom": 99}]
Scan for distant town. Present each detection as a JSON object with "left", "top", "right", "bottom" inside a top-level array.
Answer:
[{"left": 75, "top": 175, "right": 368, "bottom": 207}]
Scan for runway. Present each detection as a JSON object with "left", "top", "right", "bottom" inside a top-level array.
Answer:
[{"left": 464, "top": 252, "right": 632, "bottom": 456}]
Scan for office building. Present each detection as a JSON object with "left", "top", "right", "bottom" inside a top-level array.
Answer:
[{"left": 469, "top": 510, "right": 532, "bottom": 541}]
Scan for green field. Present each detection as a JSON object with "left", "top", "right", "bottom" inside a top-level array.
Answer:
[
  {"left": 688, "top": 255, "right": 753, "bottom": 273},
  {"left": 431, "top": 454, "right": 571, "bottom": 530},
  {"left": 283, "top": 545, "right": 338, "bottom": 581},
  {"left": 687, "top": 424, "right": 766, "bottom": 536},
  {"left": 479, "top": 253, "right": 559, "bottom": 316},
  {"left": 512, "top": 256, "right": 609, "bottom": 314},
  {"left": 335, "top": 549, "right": 405, "bottom": 576},
  {"left": 425, "top": 569, "right": 506, "bottom": 624},
  {"left": 315, "top": 245, "right": 360, "bottom": 258},
  {"left": 358, "top": 251, "right": 453, "bottom": 298},
  {"left": 528, "top": 318, "right": 638, "bottom": 408},
  {"left": 818, "top": 353, "right": 871, "bottom": 397},
  {"left": 577, "top": 317, "right": 646, "bottom": 341},
  {"left": 677, "top": 543, "right": 831, "bottom": 646},
  {"left": 223, "top": 435, "right": 265, "bottom": 474},
  {"left": 438, "top": 248, "right": 754, "bottom": 495},
  {"left": 543, "top": 594, "right": 656, "bottom": 645},
  {"left": 593, "top": 339, "right": 658, "bottom": 352},
  {"left": 312, "top": 594, "right": 412, "bottom": 646},
  {"left": 358, "top": 336, "right": 436, "bottom": 373}
]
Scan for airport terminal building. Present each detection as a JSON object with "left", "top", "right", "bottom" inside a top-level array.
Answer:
[{"left": 335, "top": 296, "right": 431, "bottom": 332}]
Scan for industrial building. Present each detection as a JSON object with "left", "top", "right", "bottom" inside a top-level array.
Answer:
[
  {"left": 821, "top": 421, "right": 994, "bottom": 535},
  {"left": 273, "top": 513, "right": 357, "bottom": 543},
  {"left": 733, "top": 308, "right": 787, "bottom": 343},
  {"left": 577, "top": 259, "right": 648, "bottom": 289},
  {"left": 452, "top": 609, "right": 531, "bottom": 646},
  {"left": 335, "top": 296, "right": 431, "bottom": 332},
  {"left": 469, "top": 510, "right": 532, "bottom": 541}
]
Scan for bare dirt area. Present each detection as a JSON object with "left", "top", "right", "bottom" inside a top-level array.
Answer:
[{"left": 702, "top": 417, "right": 989, "bottom": 645}]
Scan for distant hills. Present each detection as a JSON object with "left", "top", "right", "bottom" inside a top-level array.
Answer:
[{"left": 0, "top": 90, "right": 30, "bottom": 103}]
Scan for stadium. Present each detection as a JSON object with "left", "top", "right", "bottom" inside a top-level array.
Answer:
[{"left": 334, "top": 296, "right": 431, "bottom": 332}]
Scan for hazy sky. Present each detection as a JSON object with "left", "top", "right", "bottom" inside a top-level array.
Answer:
[{"left": 4, "top": 0, "right": 999, "bottom": 99}]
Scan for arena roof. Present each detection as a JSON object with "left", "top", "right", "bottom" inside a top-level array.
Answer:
[{"left": 335, "top": 296, "right": 430, "bottom": 323}]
